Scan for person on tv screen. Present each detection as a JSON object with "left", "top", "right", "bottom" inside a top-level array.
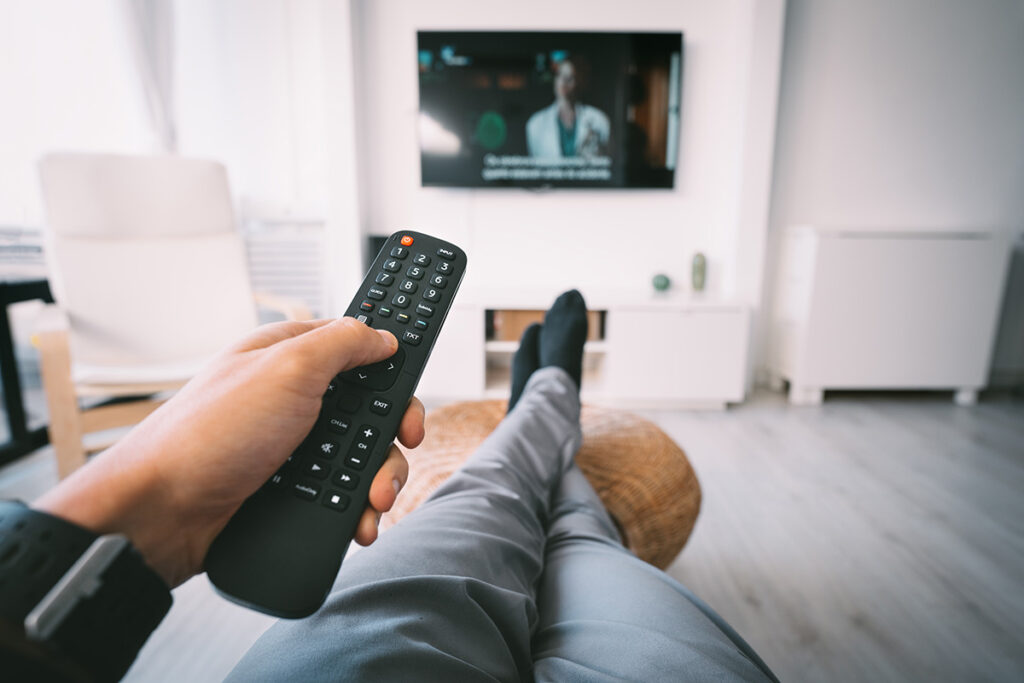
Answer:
[{"left": 526, "top": 56, "right": 610, "bottom": 159}]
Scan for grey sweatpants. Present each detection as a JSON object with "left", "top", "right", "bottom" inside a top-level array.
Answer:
[{"left": 228, "top": 368, "right": 777, "bottom": 681}]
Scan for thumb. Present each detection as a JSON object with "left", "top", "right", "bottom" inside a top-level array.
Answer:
[{"left": 277, "top": 317, "right": 398, "bottom": 380}]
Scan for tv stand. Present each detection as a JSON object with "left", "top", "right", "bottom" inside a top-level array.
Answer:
[{"left": 418, "top": 288, "right": 750, "bottom": 409}]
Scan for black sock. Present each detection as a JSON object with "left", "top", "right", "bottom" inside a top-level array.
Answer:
[
  {"left": 508, "top": 322, "right": 542, "bottom": 413},
  {"left": 539, "top": 289, "right": 588, "bottom": 388}
]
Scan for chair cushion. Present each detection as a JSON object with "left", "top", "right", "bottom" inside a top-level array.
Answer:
[
  {"left": 50, "top": 234, "right": 257, "bottom": 369},
  {"left": 71, "top": 357, "right": 211, "bottom": 386},
  {"left": 382, "top": 400, "right": 701, "bottom": 569}
]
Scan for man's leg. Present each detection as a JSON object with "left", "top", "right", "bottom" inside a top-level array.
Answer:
[
  {"left": 531, "top": 465, "right": 779, "bottom": 682},
  {"left": 227, "top": 367, "right": 582, "bottom": 682}
]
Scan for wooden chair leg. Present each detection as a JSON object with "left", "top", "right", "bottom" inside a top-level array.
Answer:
[
  {"left": 80, "top": 398, "right": 167, "bottom": 435},
  {"left": 34, "top": 329, "right": 86, "bottom": 478}
]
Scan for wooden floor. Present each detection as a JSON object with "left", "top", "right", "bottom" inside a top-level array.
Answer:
[
  {"left": 663, "top": 391, "right": 1024, "bottom": 682},
  {"left": 2, "top": 390, "right": 1022, "bottom": 682}
]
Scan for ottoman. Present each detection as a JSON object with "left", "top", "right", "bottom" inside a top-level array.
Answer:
[{"left": 382, "top": 400, "right": 701, "bottom": 569}]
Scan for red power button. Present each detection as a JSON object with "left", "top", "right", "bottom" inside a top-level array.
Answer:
[{"left": 400, "top": 235, "right": 414, "bottom": 246}]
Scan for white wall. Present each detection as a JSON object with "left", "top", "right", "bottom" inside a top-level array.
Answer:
[
  {"left": 0, "top": 0, "right": 332, "bottom": 226},
  {"left": 0, "top": 0, "right": 157, "bottom": 226},
  {"left": 173, "top": 0, "right": 330, "bottom": 219},
  {"left": 770, "top": 0, "right": 1024, "bottom": 232},
  {"left": 0, "top": 0, "right": 336, "bottom": 227},
  {"left": 174, "top": 0, "right": 363, "bottom": 312},
  {"left": 758, "top": 0, "right": 1024, "bottom": 381},
  {"left": 352, "top": 0, "right": 784, "bottom": 304}
]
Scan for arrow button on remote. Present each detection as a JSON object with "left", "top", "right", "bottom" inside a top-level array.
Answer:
[{"left": 340, "top": 346, "right": 406, "bottom": 390}]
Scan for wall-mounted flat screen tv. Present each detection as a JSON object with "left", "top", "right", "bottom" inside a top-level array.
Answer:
[{"left": 417, "top": 31, "right": 683, "bottom": 189}]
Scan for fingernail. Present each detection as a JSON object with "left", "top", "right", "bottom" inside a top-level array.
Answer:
[{"left": 392, "top": 478, "right": 401, "bottom": 496}]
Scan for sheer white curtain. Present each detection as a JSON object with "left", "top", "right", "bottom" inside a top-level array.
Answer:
[{"left": 123, "top": 0, "right": 176, "bottom": 152}]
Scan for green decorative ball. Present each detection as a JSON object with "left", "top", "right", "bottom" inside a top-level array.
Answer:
[{"left": 652, "top": 273, "right": 671, "bottom": 291}]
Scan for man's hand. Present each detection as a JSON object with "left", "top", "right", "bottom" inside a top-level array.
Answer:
[{"left": 33, "top": 318, "right": 424, "bottom": 587}]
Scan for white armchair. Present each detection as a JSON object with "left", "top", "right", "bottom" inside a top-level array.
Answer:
[{"left": 36, "top": 153, "right": 312, "bottom": 478}]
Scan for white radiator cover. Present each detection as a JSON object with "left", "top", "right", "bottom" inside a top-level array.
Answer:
[{"left": 769, "top": 226, "right": 1013, "bottom": 401}]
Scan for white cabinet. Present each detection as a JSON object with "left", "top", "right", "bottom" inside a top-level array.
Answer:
[
  {"left": 769, "top": 226, "right": 1013, "bottom": 405},
  {"left": 605, "top": 308, "right": 748, "bottom": 405},
  {"left": 415, "top": 291, "right": 750, "bottom": 409}
]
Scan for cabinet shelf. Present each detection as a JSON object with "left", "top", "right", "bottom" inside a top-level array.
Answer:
[{"left": 484, "top": 340, "right": 609, "bottom": 353}]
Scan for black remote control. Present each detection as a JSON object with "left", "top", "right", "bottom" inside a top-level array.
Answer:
[{"left": 205, "top": 230, "right": 466, "bottom": 618}]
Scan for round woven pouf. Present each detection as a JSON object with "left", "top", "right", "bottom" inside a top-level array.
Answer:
[{"left": 381, "top": 400, "right": 701, "bottom": 569}]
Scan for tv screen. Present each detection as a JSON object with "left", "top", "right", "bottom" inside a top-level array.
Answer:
[{"left": 417, "top": 31, "right": 683, "bottom": 189}]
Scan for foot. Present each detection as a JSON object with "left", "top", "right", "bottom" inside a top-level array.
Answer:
[
  {"left": 539, "top": 290, "right": 588, "bottom": 388},
  {"left": 507, "top": 322, "right": 541, "bottom": 413}
]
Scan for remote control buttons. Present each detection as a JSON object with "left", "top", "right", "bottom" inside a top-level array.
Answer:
[
  {"left": 399, "top": 279, "right": 417, "bottom": 293},
  {"left": 375, "top": 272, "right": 394, "bottom": 285},
  {"left": 429, "top": 274, "right": 447, "bottom": 288},
  {"left": 369, "top": 397, "right": 392, "bottom": 415},
  {"left": 415, "top": 320, "right": 429, "bottom": 330},
  {"left": 323, "top": 490, "right": 350, "bottom": 511},
  {"left": 293, "top": 482, "right": 320, "bottom": 501},
  {"left": 383, "top": 259, "right": 400, "bottom": 272},
  {"left": 265, "top": 471, "right": 288, "bottom": 491},
  {"left": 359, "top": 301, "right": 374, "bottom": 312},
  {"left": 304, "top": 461, "right": 329, "bottom": 479},
  {"left": 338, "top": 394, "right": 360, "bottom": 413},
  {"left": 416, "top": 302, "right": 435, "bottom": 317},
  {"left": 341, "top": 346, "right": 405, "bottom": 390},
  {"left": 423, "top": 288, "right": 440, "bottom": 303},
  {"left": 390, "top": 246, "right": 408, "bottom": 258},
  {"left": 345, "top": 453, "right": 368, "bottom": 471},
  {"left": 436, "top": 261, "right": 453, "bottom": 275},
  {"left": 378, "top": 306, "right": 392, "bottom": 318},
  {"left": 367, "top": 287, "right": 386, "bottom": 300},
  {"left": 332, "top": 470, "right": 359, "bottom": 490},
  {"left": 437, "top": 246, "right": 455, "bottom": 260},
  {"left": 344, "top": 425, "right": 380, "bottom": 470},
  {"left": 406, "top": 266, "right": 424, "bottom": 280},
  {"left": 413, "top": 253, "right": 431, "bottom": 266},
  {"left": 355, "top": 314, "right": 372, "bottom": 326},
  {"left": 327, "top": 416, "right": 350, "bottom": 434},
  {"left": 402, "top": 330, "right": 423, "bottom": 346},
  {"left": 401, "top": 235, "right": 414, "bottom": 246},
  {"left": 396, "top": 313, "right": 410, "bottom": 324},
  {"left": 392, "top": 293, "right": 410, "bottom": 308},
  {"left": 314, "top": 439, "right": 339, "bottom": 459}
]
